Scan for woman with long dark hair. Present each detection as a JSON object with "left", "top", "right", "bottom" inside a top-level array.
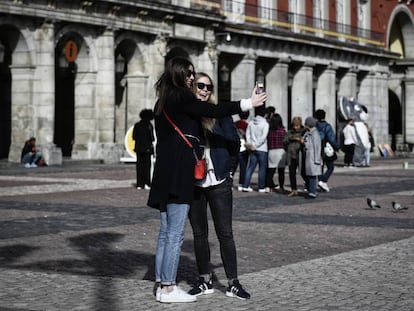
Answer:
[{"left": 148, "top": 57, "right": 266, "bottom": 303}]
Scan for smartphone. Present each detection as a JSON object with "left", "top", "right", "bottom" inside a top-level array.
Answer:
[{"left": 256, "top": 81, "right": 264, "bottom": 94}]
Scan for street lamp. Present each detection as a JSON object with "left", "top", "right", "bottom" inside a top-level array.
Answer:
[{"left": 215, "top": 32, "right": 231, "bottom": 42}]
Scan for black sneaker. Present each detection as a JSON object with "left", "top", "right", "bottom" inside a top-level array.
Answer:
[
  {"left": 188, "top": 277, "right": 214, "bottom": 296},
  {"left": 225, "top": 280, "right": 250, "bottom": 300}
]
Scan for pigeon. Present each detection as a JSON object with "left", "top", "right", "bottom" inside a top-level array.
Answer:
[
  {"left": 366, "top": 198, "right": 381, "bottom": 209},
  {"left": 392, "top": 201, "right": 408, "bottom": 212}
]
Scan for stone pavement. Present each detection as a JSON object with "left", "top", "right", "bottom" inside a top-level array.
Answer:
[{"left": 0, "top": 157, "right": 413, "bottom": 310}]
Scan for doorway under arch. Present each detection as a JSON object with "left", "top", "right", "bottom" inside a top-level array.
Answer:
[
  {"left": 54, "top": 34, "right": 81, "bottom": 157},
  {"left": 0, "top": 29, "right": 12, "bottom": 159}
]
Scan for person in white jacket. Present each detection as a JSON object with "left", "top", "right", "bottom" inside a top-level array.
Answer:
[
  {"left": 342, "top": 119, "right": 358, "bottom": 167},
  {"left": 241, "top": 108, "right": 269, "bottom": 192}
]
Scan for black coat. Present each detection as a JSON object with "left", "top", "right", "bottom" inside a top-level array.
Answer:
[
  {"left": 132, "top": 120, "right": 154, "bottom": 154},
  {"left": 147, "top": 90, "right": 243, "bottom": 211}
]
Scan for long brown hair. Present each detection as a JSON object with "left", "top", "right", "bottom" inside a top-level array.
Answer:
[
  {"left": 154, "top": 57, "right": 194, "bottom": 115},
  {"left": 193, "top": 72, "right": 216, "bottom": 131}
]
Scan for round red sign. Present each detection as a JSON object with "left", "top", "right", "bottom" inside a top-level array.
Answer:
[{"left": 64, "top": 40, "right": 78, "bottom": 63}]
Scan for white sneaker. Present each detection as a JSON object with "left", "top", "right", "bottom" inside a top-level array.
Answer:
[
  {"left": 160, "top": 285, "right": 197, "bottom": 303},
  {"left": 24, "top": 163, "right": 31, "bottom": 168},
  {"left": 237, "top": 185, "right": 243, "bottom": 192},
  {"left": 241, "top": 187, "right": 253, "bottom": 192},
  {"left": 144, "top": 184, "right": 151, "bottom": 190},
  {"left": 258, "top": 188, "right": 266, "bottom": 193},
  {"left": 156, "top": 286, "right": 161, "bottom": 302},
  {"left": 318, "top": 181, "right": 330, "bottom": 192}
]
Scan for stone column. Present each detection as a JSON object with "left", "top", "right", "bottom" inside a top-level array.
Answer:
[
  {"left": 96, "top": 28, "right": 115, "bottom": 143},
  {"left": 92, "top": 28, "right": 120, "bottom": 163},
  {"left": 338, "top": 67, "right": 358, "bottom": 98},
  {"left": 267, "top": 58, "right": 290, "bottom": 123},
  {"left": 231, "top": 53, "right": 256, "bottom": 101},
  {"left": 404, "top": 67, "right": 414, "bottom": 144},
  {"left": 357, "top": 70, "right": 389, "bottom": 150},
  {"left": 292, "top": 62, "right": 314, "bottom": 119},
  {"left": 34, "top": 22, "right": 62, "bottom": 165},
  {"left": 71, "top": 71, "right": 97, "bottom": 160},
  {"left": 8, "top": 66, "right": 35, "bottom": 162},
  {"left": 316, "top": 64, "right": 337, "bottom": 126}
]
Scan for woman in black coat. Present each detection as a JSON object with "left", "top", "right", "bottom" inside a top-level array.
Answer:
[{"left": 149, "top": 57, "right": 266, "bottom": 303}]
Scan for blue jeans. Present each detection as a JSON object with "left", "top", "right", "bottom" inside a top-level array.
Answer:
[
  {"left": 308, "top": 176, "right": 317, "bottom": 197},
  {"left": 319, "top": 159, "right": 335, "bottom": 183},
  {"left": 155, "top": 203, "right": 190, "bottom": 285},
  {"left": 22, "top": 152, "right": 41, "bottom": 164},
  {"left": 243, "top": 150, "right": 268, "bottom": 189},
  {"left": 237, "top": 151, "right": 249, "bottom": 186}
]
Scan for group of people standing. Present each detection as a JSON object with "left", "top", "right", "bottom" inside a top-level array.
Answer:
[
  {"left": 234, "top": 108, "right": 340, "bottom": 199},
  {"left": 134, "top": 56, "right": 373, "bottom": 304}
]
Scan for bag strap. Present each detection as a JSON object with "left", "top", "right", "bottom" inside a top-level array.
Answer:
[
  {"left": 163, "top": 110, "right": 193, "bottom": 149},
  {"left": 163, "top": 110, "right": 200, "bottom": 161}
]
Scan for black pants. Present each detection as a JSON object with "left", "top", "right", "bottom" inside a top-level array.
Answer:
[
  {"left": 266, "top": 167, "right": 285, "bottom": 189},
  {"left": 136, "top": 152, "right": 151, "bottom": 187},
  {"left": 288, "top": 158, "right": 300, "bottom": 191},
  {"left": 343, "top": 144, "right": 355, "bottom": 166},
  {"left": 188, "top": 178, "right": 237, "bottom": 280}
]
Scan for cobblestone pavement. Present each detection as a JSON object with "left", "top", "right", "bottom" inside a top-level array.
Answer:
[{"left": 0, "top": 157, "right": 413, "bottom": 311}]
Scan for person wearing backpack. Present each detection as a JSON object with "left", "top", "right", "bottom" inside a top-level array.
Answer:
[{"left": 314, "top": 109, "right": 340, "bottom": 192}]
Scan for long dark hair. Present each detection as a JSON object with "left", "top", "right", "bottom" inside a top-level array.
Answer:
[
  {"left": 154, "top": 57, "right": 194, "bottom": 115},
  {"left": 269, "top": 113, "right": 284, "bottom": 130}
]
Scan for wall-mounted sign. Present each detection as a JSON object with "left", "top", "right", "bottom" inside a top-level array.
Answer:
[{"left": 64, "top": 40, "right": 78, "bottom": 63}]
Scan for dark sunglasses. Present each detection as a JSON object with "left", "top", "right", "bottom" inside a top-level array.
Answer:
[
  {"left": 186, "top": 70, "right": 196, "bottom": 78},
  {"left": 196, "top": 82, "right": 213, "bottom": 92}
]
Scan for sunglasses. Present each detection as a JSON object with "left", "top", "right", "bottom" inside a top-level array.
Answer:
[
  {"left": 186, "top": 70, "right": 196, "bottom": 78},
  {"left": 196, "top": 82, "right": 213, "bottom": 92}
]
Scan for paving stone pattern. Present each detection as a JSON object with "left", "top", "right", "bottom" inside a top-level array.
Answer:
[{"left": 0, "top": 158, "right": 413, "bottom": 310}]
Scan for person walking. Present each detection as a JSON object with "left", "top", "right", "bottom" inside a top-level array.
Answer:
[
  {"left": 314, "top": 109, "right": 340, "bottom": 192},
  {"left": 284, "top": 117, "right": 304, "bottom": 197},
  {"left": 302, "top": 117, "right": 321, "bottom": 199},
  {"left": 132, "top": 109, "right": 155, "bottom": 190},
  {"left": 147, "top": 57, "right": 266, "bottom": 303},
  {"left": 241, "top": 107, "right": 269, "bottom": 192},
  {"left": 187, "top": 72, "right": 250, "bottom": 300},
  {"left": 265, "top": 113, "right": 287, "bottom": 192}
]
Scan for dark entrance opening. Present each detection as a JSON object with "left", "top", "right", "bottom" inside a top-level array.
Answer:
[
  {"left": 0, "top": 36, "right": 12, "bottom": 159},
  {"left": 54, "top": 39, "right": 76, "bottom": 157},
  {"left": 389, "top": 90, "right": 402, "bottom": 151}
]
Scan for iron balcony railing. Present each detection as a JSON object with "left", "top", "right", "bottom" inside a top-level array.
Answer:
[{"left": 186, "top": 0, "right": 384, "bottom": 46}]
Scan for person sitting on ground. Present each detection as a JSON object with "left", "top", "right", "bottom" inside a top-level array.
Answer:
[{"left": 21, "top": 137, "right": 44, "bottom": 168}]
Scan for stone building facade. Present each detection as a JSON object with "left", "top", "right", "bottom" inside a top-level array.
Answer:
[{"left": 0, "top": 0, "right": 413, "bottom": 164}]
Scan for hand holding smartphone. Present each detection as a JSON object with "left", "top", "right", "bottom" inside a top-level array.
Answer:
[{"left": 256, "top": 81, "right": 264, "bottom": 94}]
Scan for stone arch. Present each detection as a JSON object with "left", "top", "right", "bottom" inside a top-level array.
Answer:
[
  {"left": 114, "top": 33, "right": 151, "bottom": 144},
  {"left": 54, "top": 25, "right": 99, "bottom": 158},
  {"left": 387, "top": 6, "right": 414, "bottom": 58},
  {"left": 166, "top": 46, "right": 191, "bottom": 65},
  {"left": 0, "top": 19, "right": 36, "bottom": 161}
]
